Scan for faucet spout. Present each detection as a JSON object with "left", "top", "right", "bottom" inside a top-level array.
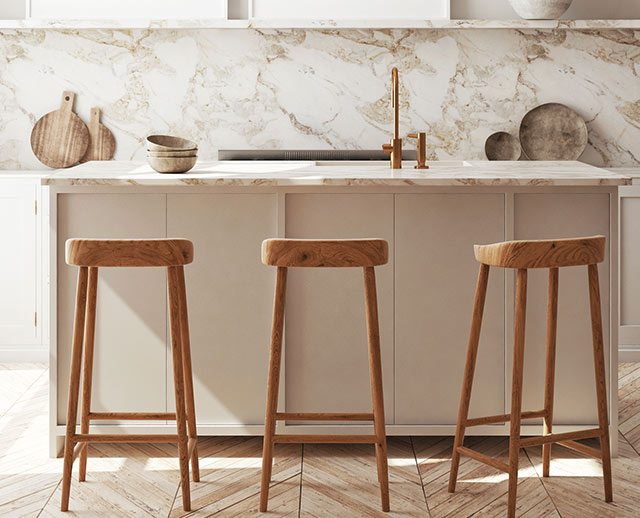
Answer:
[
  {"left": 382, "top": 67, "right": 402, "bottom": 169},
  {"left": 392, "top": 67, "right": 399, "bottom": 141}
]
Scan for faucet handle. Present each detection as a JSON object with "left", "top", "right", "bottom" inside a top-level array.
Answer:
[
  {"left": 382, "top": 143, "right": 393, "bottom": 154},
  {"left": 407, "top": 132, "right": 429, "bottom": 170}
]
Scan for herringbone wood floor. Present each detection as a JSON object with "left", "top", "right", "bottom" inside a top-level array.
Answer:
[{"left": 1, "top": 363, "right": 639, "bottom": 517}]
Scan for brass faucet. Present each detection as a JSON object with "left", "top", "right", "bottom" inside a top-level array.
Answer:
[{"left": 382, "top": 67, "right": 402, "bottom": 169}]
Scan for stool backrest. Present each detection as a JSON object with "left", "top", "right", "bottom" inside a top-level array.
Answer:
[
  {"left": 262, "top": 239, "right": 388, "bottom": 268},
  {"left": 474, "top": 235, "right": 605, "bottom": 269},
  {"left": 66, "top": 238, "right": 194, "bottom": 267}
]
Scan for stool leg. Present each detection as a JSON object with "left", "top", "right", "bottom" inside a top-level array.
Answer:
[
  {"left": 588, "top": 264, "right": 613, "bottom": 502},
  {"left": 542, "top": 268, "right": 559, "bottom": 478},
  {"left": 363, "top": 266, "right": 390, "bottom": 512},
  {"left": 176, "top": 266, "right": 200, "bottom": 482},
  {"left": 61, "top": 267, "right": 89, "bottom": 511},
  {"left": 79, "top": 267, "right": 98, "bottom": 482},
  {"left": 168, "top": 267, "right": 191, "bottom": 512},
  {"left": 508, "top": 269, "right": 528, "bottom": 518},
  {"left": 449, "top": 263, "right": 490, "bottom": 493},
  {"left": 260, "top": 266, "right": 287, "bottom": 512}
]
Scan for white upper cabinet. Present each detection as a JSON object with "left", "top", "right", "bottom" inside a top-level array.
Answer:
[
  {"left": 250, "top": 0, "right": 450, "bottom": 19},
  {"left": 29, "top": 0, "right": 227, "bottom": 19},
  {"left": 0, "top": 180, "right": 39, "bottom": 346}
]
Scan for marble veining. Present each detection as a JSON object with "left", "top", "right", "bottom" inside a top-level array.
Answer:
[
  {"left": 42, "top": 160, "right": 631, "bottom": 187},
  {"left": 1, "top": 28, "right": 639, "bottom": 170}
]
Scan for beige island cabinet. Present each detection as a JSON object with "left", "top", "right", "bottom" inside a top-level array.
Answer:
[{"left": 44, "top": 160, "right": 630, "bottom": 456}]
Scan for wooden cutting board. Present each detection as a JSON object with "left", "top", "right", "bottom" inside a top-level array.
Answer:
[
  {"left": 31, "top": 91, "right": 89, "bottom": 168},
  {"left": 80, "top": 107, "right": 116, "bottom": 163}
]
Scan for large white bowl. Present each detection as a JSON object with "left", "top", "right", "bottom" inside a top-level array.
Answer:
[{"left": 509, "top": 0, "right": 572, "bottom": 19}]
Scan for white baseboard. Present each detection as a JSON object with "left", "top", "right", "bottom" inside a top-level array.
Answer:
[
  {"left": 619, "top": 347, "right": 640, "bottom": 363},
  {"left": 0, "top": 346, "right": 48, "bottom": 363}
]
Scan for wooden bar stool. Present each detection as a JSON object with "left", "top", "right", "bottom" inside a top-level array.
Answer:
[
  {"left": 448, "top": 235, "right": 613, "bottom": 518},
  {"left": 259, "top": 238, "right": 391, "bottom": 512},
  {"left": 61, "top": 238, "right": 200, "bottom": 512}
]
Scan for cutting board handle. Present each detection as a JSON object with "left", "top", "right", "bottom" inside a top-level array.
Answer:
[
  {"left": 89, "top": 107, "right": 100, "bottom": 131},
  {"left": 60, "top": 91, "right": 75, "bottom": 113}
]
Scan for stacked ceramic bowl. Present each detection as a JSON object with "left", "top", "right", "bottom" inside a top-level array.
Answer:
[{"left": 146, "top": 135, "right": 198, "bottom": 173}]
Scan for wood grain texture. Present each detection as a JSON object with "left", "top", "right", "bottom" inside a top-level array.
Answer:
[
  {"left": 448, "top": 263, "right": 490, "bottom": 493},
  {"left": 261, "top": 238, "right": 389, "bottom": 267},
  {"left": 260, "top": 266, "right": 287, "bottom": 512},
  {"left": 78, "top": 266, "right": 98, "bottom": 483},
  {"left": 65, "top": 238, "right": 194, "bottom": 267},
  {"left": 30, "top": 91, "right": 89, "bottom": 169},
  {"left": 588, "top": 263, "right": 614, "bottom": 502},
  {"left": 474, "top": 235, "right": 606, "bottom": 268},
  {"left": 543, "top": 267, "right": 559, "bottom": 477},
  {"left": 167, "top": 265, "right": 192, "bottom": 511},
  {"left": 60, "top": 266, "right": 88, "bottom": 511},
  {"left": 176, "top": 265, "right": 200, "bottom": 483},
  {"left": 80, "top": 108, "right": 115, "bottom": 163},
  {"left": 363, "top": 265, "right": 390, "bottom": 512},
  {"left": 507, "top": 268, "right": 528, "bottom": 518}
]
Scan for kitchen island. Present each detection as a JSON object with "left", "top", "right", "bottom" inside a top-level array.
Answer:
[{"left": 44, "top": 160, "right": 630, "bottom": 455}]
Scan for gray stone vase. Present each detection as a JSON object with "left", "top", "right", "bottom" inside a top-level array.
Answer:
[{"left": 508, "top": 0, "right": 573, "bottom": 19}]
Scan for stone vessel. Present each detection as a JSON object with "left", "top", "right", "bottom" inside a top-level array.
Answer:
[{"left": 509, "top": 0, "right": 572, "bottom": 19}]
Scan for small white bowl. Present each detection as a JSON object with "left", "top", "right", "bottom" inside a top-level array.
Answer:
[{"left": 147, "top": 155, "right": 197, "bottom": 174}]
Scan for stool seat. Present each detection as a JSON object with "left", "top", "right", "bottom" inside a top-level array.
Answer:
[
  {"left": 474, "top": 235, "right": 605, "bottom": 269},
  {"left": 261, "top": 238, "right": 388, "bottom": 267},
  {"left": 66, "top": 238, "right": 194, "bottom": 267}
]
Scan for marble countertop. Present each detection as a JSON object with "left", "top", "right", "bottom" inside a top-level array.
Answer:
[
  {"left": 607, "top": 167, "right": 640, "bottom": 185},
  {"left": 41, "top": 160, "right": 632, "bottom": 187}
]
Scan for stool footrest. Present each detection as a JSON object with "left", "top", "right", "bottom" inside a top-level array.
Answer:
[
  {"left": 457, "top": 446, "right": 509, "bottom": 472},
  {"left": 465, "top": 409, "right": 547, "bottom": 427},
  {"left": 520, "top": 428, "right": 603, "bottom": 448},
  {"left": 72, "top": 442, "right": 87, "bottom": 462},
  {"left": 187, "top": 437, "right": 198, "bottom": 458},
  {"left": 88, "top": 412, "right": 177, "bottom": 421},
  {"left": 275, "top": 412, "right": 374, "bottom": 421},
  {"left": 73, "top": 434, "right": 179, "bottom": 443},
  {"left": 273, "top": 434, "right": 378, "bottom": 444},
  {"left": 557, "top": 439, "right": 602, "bottom": 459}
]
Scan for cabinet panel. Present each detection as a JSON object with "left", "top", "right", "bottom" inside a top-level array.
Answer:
[
  {"left": 0, "top": 181, "right": 38, "bottom": 345},
  {"left": 620, "top": 195, "right": 640, "bottom": 328},
  {"left": 30, "top": 0, "right": 226, "bottom": 19},
  {"left": 167, "top": 194, "right": 277, "bottom": 424},
  {"left": 395, "top": 194, "right": 505, "bottom": 424},
  {"left": 251, "top": 0, "right": 448, "bottom": 19},
  {"left": 57, "top": 194, "right": 167, "bottom": 424},
  {"left": 514, "top": 193, "right": 610, "bottom": 425},
  {"left": 285, "top": 194, "right": 394, "bottom": 421}
]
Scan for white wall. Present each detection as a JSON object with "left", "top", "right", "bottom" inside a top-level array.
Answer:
[{"left": 451, "top": 0, "right": 640, "bottom": 19}]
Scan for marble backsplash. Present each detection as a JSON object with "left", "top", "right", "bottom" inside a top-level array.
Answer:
[{"left": 0, "top": 28, "right": 639, "bottom": 169}]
